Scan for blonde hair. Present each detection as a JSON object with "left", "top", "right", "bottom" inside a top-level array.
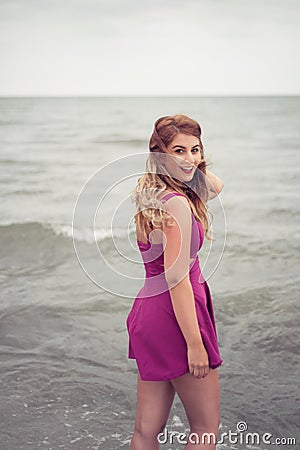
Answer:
[{"left": 130, "top": 114, "right": 214, "bottom": 243}]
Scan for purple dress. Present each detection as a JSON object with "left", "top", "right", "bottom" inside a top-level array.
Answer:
[{"left": 126, "top": 192, "right": 223, "bottom": 381}]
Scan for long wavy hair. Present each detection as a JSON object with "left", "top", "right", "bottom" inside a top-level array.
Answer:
[{"left": 130, "top": 114, "right": 214, "bottom": 243}]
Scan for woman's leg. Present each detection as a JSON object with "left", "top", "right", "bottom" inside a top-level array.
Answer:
[
  {"left": 170, "top": 368, "right": 220, "bottom": 449},
  {"left": 130, "top": 369, "right": 176, "bottom": 450}
]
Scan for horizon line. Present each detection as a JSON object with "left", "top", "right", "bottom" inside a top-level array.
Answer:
[{"left": 0, "top": 94, "right": 299, "bottom": 98}]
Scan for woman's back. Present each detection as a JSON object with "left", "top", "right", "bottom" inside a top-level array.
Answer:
[{"left": 136, "top": 191, "right": 204, "bottom": 278}]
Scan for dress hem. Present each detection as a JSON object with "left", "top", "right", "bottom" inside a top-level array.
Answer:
[
  {"left": 128, "top": 359, "right": 224, "bottom": 381},
  {"left": 139, "top": 368, "right": 190, "bottom": 381}
]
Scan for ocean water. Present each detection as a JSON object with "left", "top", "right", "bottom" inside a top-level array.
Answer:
[{"left": 0, "top": 96, "right": 299, "bottom": 449}]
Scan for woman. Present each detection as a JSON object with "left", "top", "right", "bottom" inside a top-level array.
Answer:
[{"left": 126, "top": 114, "right": 224, "bottom": 449}]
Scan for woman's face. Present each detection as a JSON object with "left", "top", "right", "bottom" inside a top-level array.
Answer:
[{"left": 164, "top": 133, "right": 202, "bottom": 182}]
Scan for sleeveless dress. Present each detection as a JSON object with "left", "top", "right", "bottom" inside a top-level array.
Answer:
[{"left": 126, "top": 191, "right": 223, "bottom": 381}]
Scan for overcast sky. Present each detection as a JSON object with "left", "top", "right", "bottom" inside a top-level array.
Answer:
[{"left": 0, "top": 0, "right": 299, "bottom": 96}]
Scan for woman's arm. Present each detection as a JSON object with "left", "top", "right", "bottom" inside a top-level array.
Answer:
[
  {"left": 168, "top": 277, "right": 204, "bottom": 347},
  {"left": 162, "top": 196, "right": 204, "bottom": 348},
  {"left": 205, "top": 169, "right": 224, "bottom": 200}
]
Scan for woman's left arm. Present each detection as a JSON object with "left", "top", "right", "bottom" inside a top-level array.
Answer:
[{"left": 205, "top": 169, "right": 224, "bottom": 200}]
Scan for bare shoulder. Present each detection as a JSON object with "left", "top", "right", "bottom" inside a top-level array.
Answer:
[{"left": 163, "top": 193, "right": 191, "bottom": 221}]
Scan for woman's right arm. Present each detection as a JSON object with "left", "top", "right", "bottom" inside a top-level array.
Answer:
[{"left": 162, "top": 196, "right": 209, "bottom": 378}]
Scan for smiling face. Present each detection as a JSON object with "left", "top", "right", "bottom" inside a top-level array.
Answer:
[{"left": 164, "top": 133, "right": 203, "bottom": 182}]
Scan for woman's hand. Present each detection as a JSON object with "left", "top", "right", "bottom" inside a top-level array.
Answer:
[
  {"left": 187, "top": 343, "right": 210, "bottom": 379},
  {"left": 205, "top": 170, "right": 224, "bottom": 200}
]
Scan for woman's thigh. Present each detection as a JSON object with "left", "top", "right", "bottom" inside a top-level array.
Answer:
[
  {"left": 170, "top": 368, "right": 220, "bottom": 432},
  {"left": 134, "top": 370, "right": 176, "bottom": 437}
]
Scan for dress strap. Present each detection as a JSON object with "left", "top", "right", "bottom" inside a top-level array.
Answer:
[{"left": 161, "top": 192, "right": 186, "bottom": 202}]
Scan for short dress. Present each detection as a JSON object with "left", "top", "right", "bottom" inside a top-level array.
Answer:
[{"left": 126, "top": 191, "right": 223, "bottom": 381}]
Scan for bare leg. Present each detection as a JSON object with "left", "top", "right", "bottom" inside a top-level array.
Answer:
[
  {"left": 170, "top": 368, "right": 220, "bottom": 449},
  {"left": 130, "top": 369, "right": 176, "bottom": 450}
]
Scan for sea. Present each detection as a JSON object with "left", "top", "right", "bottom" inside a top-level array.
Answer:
[{"left": 0, "top": 96, "right": 299, "bottom": 449}]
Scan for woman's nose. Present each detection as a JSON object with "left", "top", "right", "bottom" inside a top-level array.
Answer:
[{"left": 185, "top": 152, "right": 195, "bottom": 164}]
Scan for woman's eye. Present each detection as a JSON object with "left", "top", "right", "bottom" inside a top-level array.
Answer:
[{"left": 174, "top": 148, "right": 199, "bottom": 153}]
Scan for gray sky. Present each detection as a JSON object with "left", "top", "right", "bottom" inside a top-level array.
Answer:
[{"left": 0, "top": 0, "right": 299, "bottom": 96}]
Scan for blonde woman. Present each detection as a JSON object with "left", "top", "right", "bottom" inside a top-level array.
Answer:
[{"left": 126, "top": 115, "right": 224, "bottom": 449}]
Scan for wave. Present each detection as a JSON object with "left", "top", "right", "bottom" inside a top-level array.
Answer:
[
  {"left": 268, "top": 207, "right": 300, "bottom": 217},
  {"left": 90, "top": 137, "right": 148, "bottom": 145},
  {"left": 0, "top": 221, "right": 135, "bottom": 245},
  {"left": 0, "top": 159, "right": 43, "bottom": 166}
]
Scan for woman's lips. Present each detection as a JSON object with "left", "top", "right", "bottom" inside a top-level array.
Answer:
[{"left": 180, "top": 166, "right": 194, "bottom": 174}]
